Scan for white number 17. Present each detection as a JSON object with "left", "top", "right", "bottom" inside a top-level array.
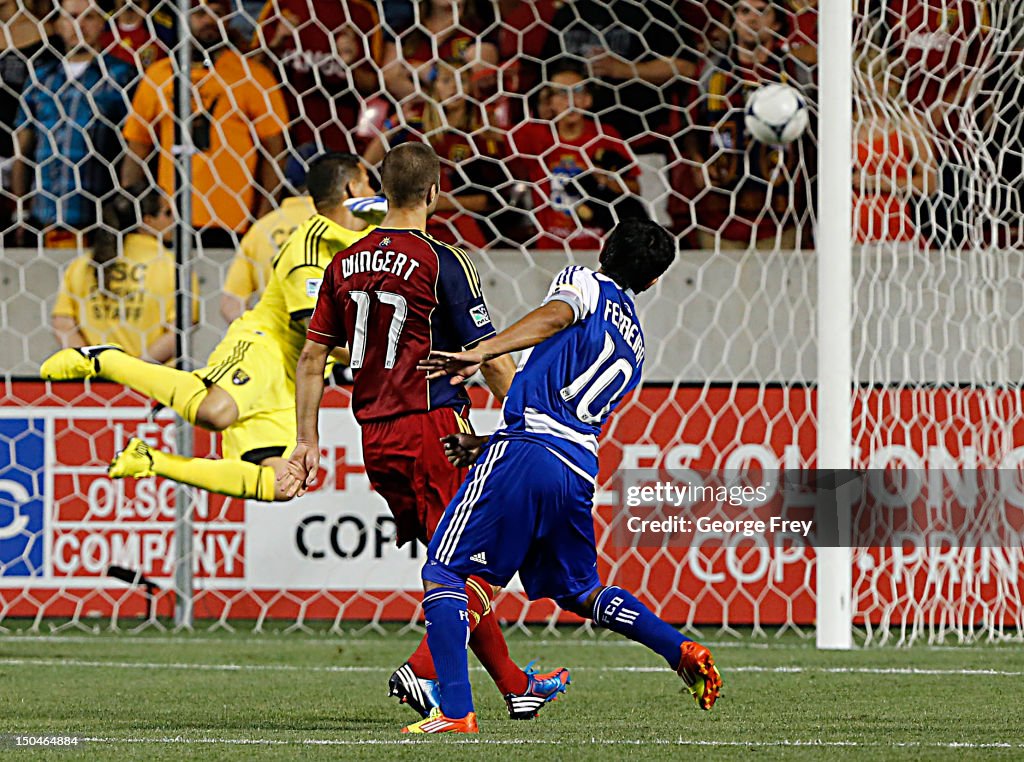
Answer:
[{"left": 349, "top": 290, "right": 408, "bottom": 370}]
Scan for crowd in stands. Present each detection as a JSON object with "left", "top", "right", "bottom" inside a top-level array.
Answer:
[{"left": 0, "top": 0, "right": 1015, "bottom": 318}]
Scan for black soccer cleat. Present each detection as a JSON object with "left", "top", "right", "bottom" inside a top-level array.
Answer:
[
  {"left": 388, "top": 662, "right": 441, "bottom": 718},
  {"left": 504, "top": 662, "right": 571, "bottom": 720}
]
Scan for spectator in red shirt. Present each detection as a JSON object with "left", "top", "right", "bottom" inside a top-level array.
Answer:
[
  {"left": 494, "top": 0, "right": 559, "bottom": 125},
  {"left": 784, "top": 0, "right": 816, "bottom": 75},
  {"left": 510, "top": 61, "right": 645, "bottom": 251},
  {"left": 882, "top": 0, "right": 991, "bottom": 127},
  {"left": 852, "top": 45, "right": 937, "bottom": 244},
  {"left": 100, "top": 0, "right": 170, "bottom": 73},
  {"left": 380, "top": 0, "right": 497, "bottom": 122},
  {"left": 422, "top": 61, "right": 512, "bottom": 248},
  {"left": 255, "top": 0, "right": 383, "bottom": 154},
  {"left": 880, "top": 0, "right": 993, "bottom": 248},
  {"left": 679, "top": 0, "right": 806, "bottom": 250},
  {"left": 363, "top": 61, "right": 512, "bottom": 249}
]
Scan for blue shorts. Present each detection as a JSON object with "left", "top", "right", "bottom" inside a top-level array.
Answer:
[{"left": 424, "top": 438, "right": 601, "bottom": 601}]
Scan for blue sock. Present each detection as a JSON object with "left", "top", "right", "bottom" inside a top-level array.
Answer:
[
  {"left": 592, "top": 586, "right": 691, "bottom": 668},
  {"left": 423, "top": 586, "right": 474, "bottom": 718}
]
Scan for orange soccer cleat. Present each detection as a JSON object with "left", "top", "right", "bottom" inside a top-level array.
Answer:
[
  {"left": 677, "top": 641, "right": 722, "bottom": 710},
  {"left": 402, "top": 708, "right": 479, "bottom": 734}
]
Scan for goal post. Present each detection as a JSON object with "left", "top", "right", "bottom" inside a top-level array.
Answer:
[
  {"left": 171, "top": 0, "right": 195, "bottom": 631},
  {"left": 816, "top": 0, "right": 854, "bottom": 650}
]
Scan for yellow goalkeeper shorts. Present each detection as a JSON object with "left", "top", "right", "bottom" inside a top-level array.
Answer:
[{"left": 195, "top": 326, "right": 296, "bottom": 463}]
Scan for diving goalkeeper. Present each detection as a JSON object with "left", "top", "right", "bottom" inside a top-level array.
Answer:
[{"left": 40, "top": 152, "right": 373, "bottom": 501}]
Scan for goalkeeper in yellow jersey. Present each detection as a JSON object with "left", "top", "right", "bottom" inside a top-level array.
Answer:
[{"left": 40, "top": 153, "right": 375, "bottom": 501}]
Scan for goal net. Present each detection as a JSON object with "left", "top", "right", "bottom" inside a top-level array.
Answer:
[{"left": 0, "top": 0, "right": 1022, "bottom": 644}]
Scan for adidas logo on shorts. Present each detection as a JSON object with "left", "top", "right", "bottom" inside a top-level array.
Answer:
[{"left": 470, "top": 551, "right": 487, "bottom": 564}]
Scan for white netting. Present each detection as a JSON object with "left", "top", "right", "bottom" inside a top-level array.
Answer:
[
  {"left": 849, "top": 0, "right": 1024, "bottom": 644},
  {"left": 0, "top": 0, "right": 1021, "bottom": 644}
]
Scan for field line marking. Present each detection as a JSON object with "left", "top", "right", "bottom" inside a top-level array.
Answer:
[
  {"left": 0, "top": 634, "right": 772, "bottom": 648},
  {"left": 78, "top": 736, "right": 1024, "bottom": 749},
  {"left": 3, "top": 634, "right": 1018, "bottom": 651},
  {"left": 4, "top": 657, "right": 1023, "bottom": 677}
]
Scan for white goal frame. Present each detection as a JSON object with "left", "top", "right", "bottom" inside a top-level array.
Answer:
[{"left": 816, "top": 0, "right": 853, "bottom": 650}]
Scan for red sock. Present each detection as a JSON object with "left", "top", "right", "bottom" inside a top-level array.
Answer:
[
  {"left": 470, "top": 610, "right": 528, "bottom": 695},
  {"left": 466, "top": 577, "right": 528, "bottom": 696},
  {"left": 405, "top": 634, "right": 438, "bottom": 680}
]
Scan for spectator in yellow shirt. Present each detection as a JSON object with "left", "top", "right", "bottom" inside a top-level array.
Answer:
[
  {"left": 51, "top": 187, "right": 196, "bottom": 362},
  {"left": 219, "top": 146, "right": 317, "bottom": 323}
]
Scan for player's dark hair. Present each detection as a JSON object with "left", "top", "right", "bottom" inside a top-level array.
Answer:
[
  {"left": 380, "top": 142, "right": 440, "bottom": 209},
  {"left": 599, "top": 219, "right": 677, "bottom": 293},
  {"left": 306, "top": 152, "right": 363, "bottom": 212},
  {"left": 91, "top": 186, "right": 163, "bottom": 292},
  {"left": 728, "top": 0, "right": 790, "bottom": 43},
  {"left": 544, "top": 58, "right": 588, "bottom": 85}
]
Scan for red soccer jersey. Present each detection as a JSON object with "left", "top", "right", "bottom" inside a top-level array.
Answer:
[
  {"left": 427, "top": 128, "right": 509, "bottom": 248},
  {"left": 307, "top": 227, "right": 496, "bottom": 423},
  {"left": 787, "top": 4, "right": 817, "bottom": 56},
  {"left": 498, "top": 0, "right": 559, "bottom": 96},
  {"left": 257, "top": 0, "right": 382, "bottom": 149},
  {"left": 400, "top": 17, "right": 488, "bottom": 68},
  {"left": 101, "top": 21, "right": 168, "bottom": 71},
  {"left": 687, "top": 55, "right": 803, "bottom": 242},
  {"left": 509, "top": 120, "right": 640, "bottom": 250},
  {"left": 884, "top": 0, "right": 991, "bottom": 113}
]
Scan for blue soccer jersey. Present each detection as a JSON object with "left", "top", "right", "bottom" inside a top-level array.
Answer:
[
  {"left": 426, "top": 266, "right": 647, "bottom": 602},
  {"left": 421, "top": 248, "right": 718, "bottom": 721},
  {"left": 494, "top": 266, "right": 645, "bottom": 480}
]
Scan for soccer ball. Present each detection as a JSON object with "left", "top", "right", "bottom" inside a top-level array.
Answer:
[{"left": 744, "top": 83, "right": 809, "bottom": 145}]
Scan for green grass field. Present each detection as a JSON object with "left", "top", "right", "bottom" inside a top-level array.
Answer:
[{"left": 1, "top": 622, "right": 1023, "bottom": 760}]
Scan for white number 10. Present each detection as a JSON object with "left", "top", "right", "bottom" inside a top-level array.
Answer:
[
  {"left": 349, "top": 290, "right": 408, "bottom": 370},
  {"left": 560, "top": 332, "right": 633, "bottom": 424}
]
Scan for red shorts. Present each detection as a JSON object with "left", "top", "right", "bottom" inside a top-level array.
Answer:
[{"left": 361, "top": 407, "right": 470, "bottom": 547}]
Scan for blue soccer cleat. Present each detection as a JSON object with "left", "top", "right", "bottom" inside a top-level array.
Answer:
[
  {"left": 388, "top": 662, "right": 441, "bottom": 718},
  {"left": 504, "top": 660, "right": 571, "bottom": 720}
]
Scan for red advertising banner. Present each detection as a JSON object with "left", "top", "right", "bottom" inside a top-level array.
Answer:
[{"left": 1, "top": 381, "right": 1022, "bottom": 627}]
